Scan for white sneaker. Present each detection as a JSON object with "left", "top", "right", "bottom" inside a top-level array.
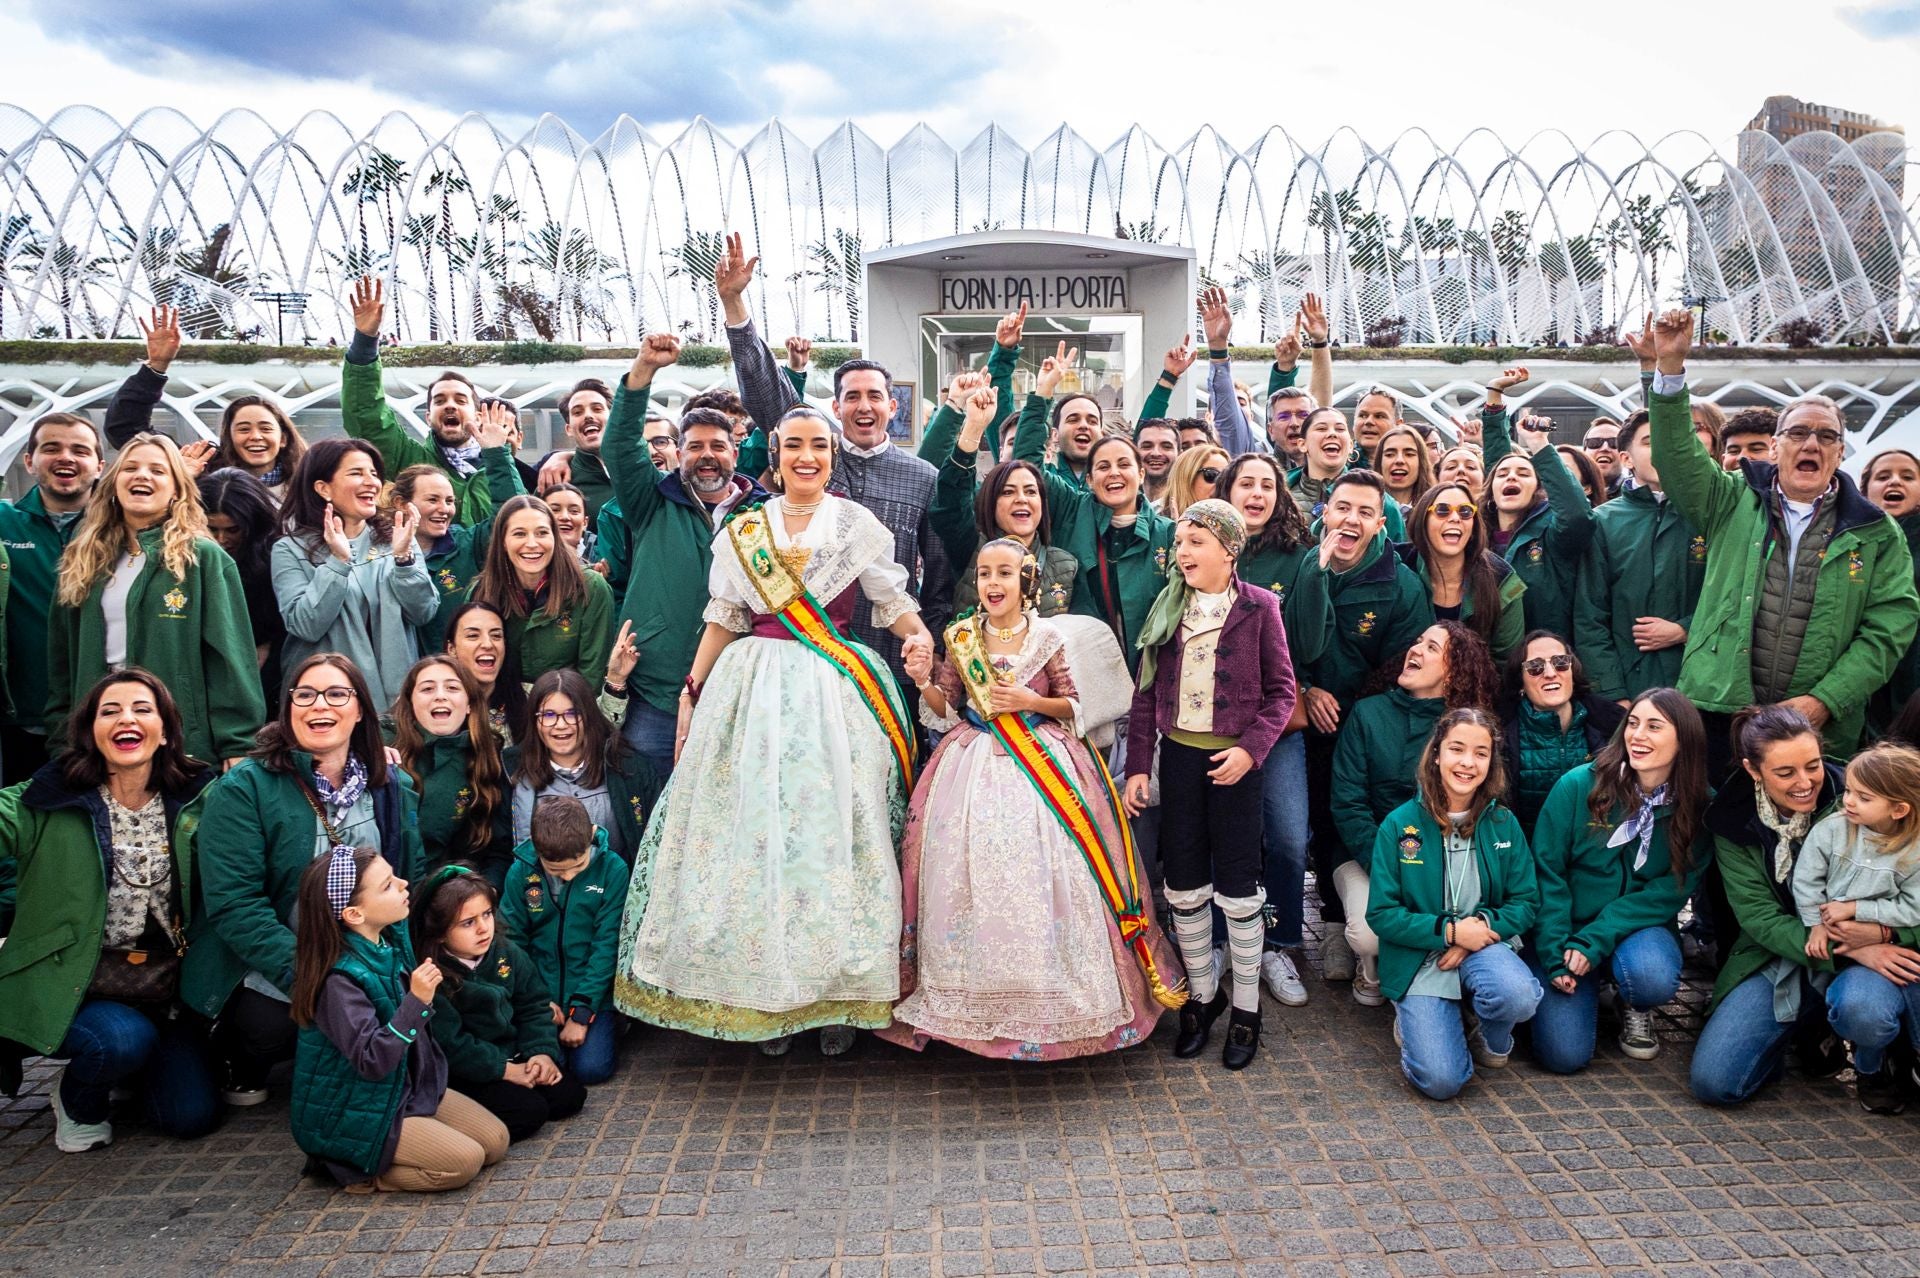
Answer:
[
  {"left": 1617, "top": 1005, "right": 1659, "bottom": 1061},
  {"left": 1351, "top": 971, "right": 1386, "bottom": 1007},
  {"left": 818, "top": 1026, "right": 857, "bottom": 1057},
  {"left": 50, "top": 1084, "right": 112, "bottom": 1154},
  {"left": 1320, "top": 930, "right": 1355, "bottom": 982},
  {"left": 1261, "top": 951, "right": 1309, "bottom": 1007},
  {"left": 1465, "top": 1015, "right": 1511, "bottom": 1069},
  {"left": 758, "top": 1034, "right": 794, "bottom": 1057}
]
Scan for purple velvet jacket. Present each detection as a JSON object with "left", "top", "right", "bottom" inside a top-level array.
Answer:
[{"left": 1125, "top": 578, "right": 1297, "bottom": 775}]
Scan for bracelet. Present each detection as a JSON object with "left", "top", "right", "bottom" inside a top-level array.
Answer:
[
  {"left": 392, "top": 554, "right": 416, "bottom": 567},
  {"left": 1157, "top": 372, "right": 1177, "bottom": 388},
  {"left": 1308, "top": 339, "right": 1330, "bottom": 349},
  {"left": 1883, "top": 924, "right": 1895, "bottom": 945},
  {"left": 1208, "top": 347, "right": 1230, "bottom": 362},
  {"left": 602, "top": 680, "right": 630, "bottom": 700}
]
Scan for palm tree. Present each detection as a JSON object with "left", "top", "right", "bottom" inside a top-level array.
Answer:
[
  {"left": 662, "top": 231, "right": 725, "bottom": 341},
  {"left": 0, "top": 213, "right": 42, "bottom": 336},
  {"left": 340, "top": 149, "right": 409, "bottom": 337},
  {"left": 14, "top": 237, "right": 122, "bottom": 337},
  {"left": 806, "top": 229, "right": 864, "bottom": 343}
]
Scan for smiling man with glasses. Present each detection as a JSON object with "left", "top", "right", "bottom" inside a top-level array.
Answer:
[{"left": 1644, "top": 308, "right": 1918, "bottom": 764}]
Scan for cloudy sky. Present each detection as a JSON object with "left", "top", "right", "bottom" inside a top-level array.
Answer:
[{"left": 5, "top": 0, "right": 1918, "bottom": 151}]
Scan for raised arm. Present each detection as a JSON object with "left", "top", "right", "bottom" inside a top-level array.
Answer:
[
  {"left": 106, "top": 306, "right": 183, "bottom": 447},
  {"left": 338, "top": 277, "right": 438, "bottom": 472},
  {"left": 1141, "top": 334, "right": 1195, "bottom": 428},
  {"left": 1301, "top": 293, "right": 1333, "bottom": 412},
  {"left": 984, "top": 303, "right": 1026, "bottom": 456},
  {"left": 1199, "top": 286, "right": 1254, "bottom": 456},
  {"left": 1644, "top": 310, "right": 1742, "bottom": 536},
  {"left": 605, "top": 335, "right": 682, "bottom": 528},
  {"left": 716, "top": 232, "right": 802, "bottom": 432}
]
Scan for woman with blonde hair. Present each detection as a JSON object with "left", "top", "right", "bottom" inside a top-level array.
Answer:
[
  {"left": 1160, "top": 445, "right": 1230, "bottom": 518},
  {"left": 47, "top": 433, "right": 265, "bottom": 767}
]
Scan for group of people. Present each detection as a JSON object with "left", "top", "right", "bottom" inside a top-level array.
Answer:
[{"left": 1, "top": 233, "right": 1919, "bottom": 1197}]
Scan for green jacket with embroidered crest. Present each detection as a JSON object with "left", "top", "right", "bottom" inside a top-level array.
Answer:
[{"left": 498, "top": 826, "right": 629, "bottom": 1016}]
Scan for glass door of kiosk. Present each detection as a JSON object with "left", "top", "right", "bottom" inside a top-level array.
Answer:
[{"left": 915, "top": 313, "right": 1143, "bottom": 445}]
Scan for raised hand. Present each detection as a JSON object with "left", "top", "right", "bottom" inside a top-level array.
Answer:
[
  {"left": 714, "top": 231, "right": 758, "bottom": 302},
  {"left": 1163, "top": 334, "right": 1197, "bottom": 379},
  {"left": 1622, "top": 311, "right": 1656, "bottom": 371},
  {"left": 945, "top": 368, "right": 988, "bottom": 410},
  {"left": 350, "top": 276, "right": 385, "bottom": 339},
  {"left": 138, "top": 305, "right": 182, "bottom": 373},
  {"left": 1453, "top": 413, "right": 1483, "bottom": 448},
  {"left": 1199, "top": 285, "right": 1233, "bottom": 349},
  {"left": 408, "top": 958, "right": 442, "bottom": 1003},
  {"left": 961, "top": 385, "right": 999, "bottom": 434},
  {"left": 784, "top": 335, "right": 811, "bottom": 371},
  {"left": 179, "top": 439, "right": 216, "bottom": 478},
  {"left": 1299, "top": 292, "right": 1329, "bottom": 344},
  {"left": 632, "top": 333, "right": 682, "bottom": 387},
  {"left": 476, "top": 400, "right": 516, "bottom": 450},
  {"left": 1272, "top": 321, "right": 1302, "bottom": 372},
  {"left": 1487, "top": 365, "right": 1530, "bottom": 394},
  {"left": 1515, "top": 413, "right": 1552, "bottom": 455},
  {"left": 994, "top": 301, "right": 1028, "bottom": 349},
  {"left": 1651, "top": 308, "right": 1694, "bottom": 375},
  {"left": 606, "top": 619, "right": 640, "bottom": 686},
  {"left": 390, "top": 502, "right": 420, "bottom": 559},
  {"left": 322, "top": 502, "right": 353, "bottom": 562},
  {"left": 1035, "top": 340, "right": 1079, "bottom": 399}
]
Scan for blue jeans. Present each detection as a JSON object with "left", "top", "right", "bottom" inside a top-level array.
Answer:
[
  {"left": 1689, "top": 972, "right": 1808, "bottom": 1105},
  {"left": 1260, "top": 732, "right": 1309, "bottom": 949},
  {"left": 563, "top": 1011, "right": 619, "bottom": 1085},
  {"left": 1394, "top": 944, "right": 1542, "bottom": 1101},
  {"left": 55, "top": 1000, "right": 221, "bottom": 1138},
  {"left": 1527, "top": 926, "right": 1682, "bottom": 1074},
  {"left": 622, "top": 697, "right": 679, "bottom": 781},
  {"left": 1826, "top": 964, "right": 1920, "bottom": 1075}
]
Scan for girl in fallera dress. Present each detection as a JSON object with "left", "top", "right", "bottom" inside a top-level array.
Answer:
[{"left": 880, "top": 538, "right": 1182, "bottom": 1059}]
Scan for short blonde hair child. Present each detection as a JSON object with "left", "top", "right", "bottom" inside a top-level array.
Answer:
[{"left": 1846, "top": 743, "right": 1920, "bottom": 867}]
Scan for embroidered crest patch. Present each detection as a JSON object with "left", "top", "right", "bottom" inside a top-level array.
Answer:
[
  {"left": 1357, "top": 610, "right": 1377, "bottom": 636},
  {"left": 162, "top": 587, "right": 187, "bottom": 614},
  {"left": 1397, "top": 824, "right": 1423, "bottom": 863},
  {"left": 524, "top": 883, "right": 544, "bottom": 913},
  {"left": 1690, "top": 534, "right": 1707, "bottom": 563}
]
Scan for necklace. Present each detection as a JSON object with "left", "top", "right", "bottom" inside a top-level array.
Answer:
[
  {"left": 782, "top": 496, "right": 826, "bottom": 517},
  {"left": 987, "top": 614, "right": 1028, "bottom": 642}
]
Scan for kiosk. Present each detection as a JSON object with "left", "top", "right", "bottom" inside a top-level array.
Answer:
[{"left": 863, "top": 231, "right": 1198, "bottom": 443}]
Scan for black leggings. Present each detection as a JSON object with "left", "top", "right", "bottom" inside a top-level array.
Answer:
[
  {"left": 215, "top": 987, "right": 296, "bottom": 1090},
  {"left": 463, "top": 1071, "right": 588, "bottom": 1142},
  {"left": 1156, "top": 738, "right": 1263, "bottom": 900}
]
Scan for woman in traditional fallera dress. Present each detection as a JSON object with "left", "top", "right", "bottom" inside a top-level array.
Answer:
[
  {"left": 615, "top": 401, "right": 934, "bottom": 1056},
  {"left": 879, "top": 534, "right": 1183, "bottom": 1059}
]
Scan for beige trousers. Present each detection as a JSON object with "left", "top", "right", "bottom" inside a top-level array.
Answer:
[{"left": 373, "top": 1088, "right": 510, "bottom": 1193}]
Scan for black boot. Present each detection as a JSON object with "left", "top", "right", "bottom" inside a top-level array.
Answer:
[
  {"left": 1857, "top": 1059, "right": 1909, "bottom": 1115},
  {"left": 1174, "top": 989, "right": 1228, "bottom": 1058},
  {"left": 1222, "top": 1006, "right": 1261, "bottom": 1071}
]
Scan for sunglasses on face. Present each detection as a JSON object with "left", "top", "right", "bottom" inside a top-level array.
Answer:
[
  {"left": 1522, "top": 654, "right": 1574, "bottom": 677},
  {"left": 1198, "top": 467, "right": 1222, "bottom": 484},
  {"left": 1430, "top": 501, "right": 1477, "bottom": 521},
  {"left": 1583, "top": 435, "right": 1617, "bottom": 450},
  {"left": 291, "top": 686, "right": 357, "bottom": 708},
  {"left": 1777, "top": 425, "right": 1844, "bottom": 448}
]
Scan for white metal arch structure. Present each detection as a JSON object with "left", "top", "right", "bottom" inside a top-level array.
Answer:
[{"left": 0, "top": 109, "right": 1914, "bottom": 346}]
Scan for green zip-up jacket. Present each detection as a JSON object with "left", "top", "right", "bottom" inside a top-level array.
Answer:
[
  {"left": 1401, "top": 547, "right": 1527, "bottom": 662},
  {"left": 1291, "top": 466, "right": 1408, "bottom": 540},
  {"left": 340, "top": 347, "right": 498, "bottom": 526},
  {"left": 1883, "top": 510, "right": 1920, "bottom": 716},
  {"left": 1481, "top": 406, "right": 1595, "bottom": 637},
  {"left": 498, "top": 827, "right": 629, "bottom": 1016},
  {"left": 1527, "top": 762, "right": 1711, "bottom": 980},
  {"left": 488, "top": 568, "right": 614, "bottom": 687},
  {"left": 1365, "top": 798, "right": 1539, "bottom": 1002},
  {"left": 1330, "top": 688, "right": 1447, "bottom": 868},
  {"left": 565, "top": 449, "right": 614, "bottom": 525},
  {"left": 1573, "top": 486, "right": 1707, "bottom": 700},
  {"left": 418, "top": 446, "right": 525, "bottom": 654},
  {"left": 1651, "top": 387, "right": 1918, "bottom": 754},
  {"left": 409, "top": 730, "right": 513, "bottom": 885},
  {"left": 47, "top": 529, "right": 265, "bottom": 762},
  {"left": 1236, "top": 541, "right": 1333, "bottom": 672},
  {"left": 183, "top": 754, "right": 423, "bottom": 1017},
  {"left": 1304, "top": 532, "right": 1434, "bottom": 710},
  {"left": 429, "top": 935, "right": 561, "bottom": 1086},
  {"left": 605, "top": 382, "right": 766, "bottom": 715},
  {"left": 1011, "top": 391, "right": 1174, "bottom": 669},
  {"left": 0, "top": 488, "right": 77, "bottom": 729}
]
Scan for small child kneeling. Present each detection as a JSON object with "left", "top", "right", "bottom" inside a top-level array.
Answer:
[
  {"left": 498, "top": 797, "right": 631, "bottom": 1085},
  {"left": 413, "top": 866, "right": 587, "bottom": 1141},
  {"left": 290, "top": 847, "right": 509, "bottom": 1192}
]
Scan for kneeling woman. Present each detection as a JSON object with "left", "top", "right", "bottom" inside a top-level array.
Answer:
[
  {"left": 1528, "top": 688, "right": 1711, "bottom": 1072},
  {"left": 1123, "top": 500, "right": 1295, "bottom": 1069},
  {"left": 616, "top": 406, "right": 934, "bottom": 1056},
  {"left": 0, "top": 671, "right": 219, "bottom": 1152},
  {"left": 880, "top": 539, "right": 1181, "bottom": 1059},
  {"left": 1366, "top": 708, "right": 1542, "bottom": 1101}
]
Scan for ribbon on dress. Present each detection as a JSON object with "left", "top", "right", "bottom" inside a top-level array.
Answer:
[
  {"left": 728, "top": 505, "right": 916, "bottom": 790},
  {"left": 945, "top": 614, "right": 1186, "bottom": 1009}
]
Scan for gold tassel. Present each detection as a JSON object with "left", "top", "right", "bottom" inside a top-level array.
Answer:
[{"left": 1134, "top": 941, "right": 1189, "bottom": 1009}]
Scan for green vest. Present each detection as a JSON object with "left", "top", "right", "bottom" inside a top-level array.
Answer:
[{"left": 290, "top": 930, "right": 414, "bottom": 1175}]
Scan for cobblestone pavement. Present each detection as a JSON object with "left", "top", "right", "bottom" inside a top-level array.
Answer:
[{"left": 2, "top": 931, "right": 1918, "bottom": 1278}]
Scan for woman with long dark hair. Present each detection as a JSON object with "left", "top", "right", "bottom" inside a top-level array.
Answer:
[
  {"left": 1478, "top": 368, "right": 1596, "bottom": 637},
  {"left": 199, "top": 467, "right": 287, "bottom": 708},
  {"left": 391, "top": 655, "right": 512, "bottom": 884},
  {"left": 466, "top": 494, "right": 614, "bottom": 685},
  {"left": 1401, "top": 481, "right": 1525, "bottom": 662},
  {"left": 512, "top": 667, "right": 659, "bottom": 860},
  {"left": 443, "top": 600, "right": 526, "bottom": 743},
  {"left": 1528, "top": 687, "right": 1711, "bottom": 1073},
  {"left": 1499, "top": 631, "right": 1625, "bottom": 835},
  {"left": 1372, "top": 424, "right": 1435, "bottom": 516},
  {"left": 185, "top": 653, "right": 425, "bottom": 1106},
  {"left": 0, "top": 670, "right": 220, "bottom": 1152},
  {"left": 273, "top": 438, "right": 438, "bottom": 711}
]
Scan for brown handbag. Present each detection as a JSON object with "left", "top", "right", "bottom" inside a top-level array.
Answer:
[{"left": 88, "top": 942, "right": 181, "bottom": 1004}]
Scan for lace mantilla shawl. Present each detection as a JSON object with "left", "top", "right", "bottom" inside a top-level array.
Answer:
[{"left": 704, "top": 496, "right": 915, "bottom": 632}]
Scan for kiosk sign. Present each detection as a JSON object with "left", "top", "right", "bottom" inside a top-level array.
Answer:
[{"left": 938, "top": 271, "right": 1130, "bottom": 313}]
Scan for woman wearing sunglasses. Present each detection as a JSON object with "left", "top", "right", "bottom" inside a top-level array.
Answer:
[
  {"left": 1499, "top": 632, "right": 1625, "bottom": 836},
  {"left": 1399, "top": 483, "right": 1526, "bottom": 662},
  {"left": 1162, "top": 445, "right": 1230, "bottom": 518}
]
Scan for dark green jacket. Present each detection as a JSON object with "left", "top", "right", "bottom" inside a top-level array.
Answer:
[
  {"left": 1528, "top": 762, "right": 1711, "bottom": 980},
  {"left": 1573, "top": 486, "right": 1707, "bottom": 701},
  {"left": 491, "top": 568, "right": 614, "bottom": 687},
  {"left": 1502, "top": 697, "right": 1623, "bottom": 834},
  {"left": 594, "top": 498, "right": 632, "bottom": 602},
  {"left": 47, "top": 529, "right": 266, "bottom": 762},
  {"left": 290, "top": 929, "right": 421, "bottom": 1174},
  {"left": 1330, "top": 688, "right": 1445, "bottom": 868},
  {"left": 1883, "top": 510, "right": 1920, "bottom": 715},
  {"left": 409, "top": 730, "right": 513, "bottom": 885},
  {"left": 1402, "top": 546, "right": 1527, "bottom": 662},
  {"left": 1291, "top": 466, "right": 1408, "bottom": 540},
  {"left": 605, "top": 382, "right": 766, "bottom": 714},
  {"left": 0, "top": 488, "right": 79, "bottom": 729},
  {"left": 184, "top": 754, "right": 423, "bottom": 1017},
  {"left": 1481, "top": 406, "right": 1595, "bottom": 637},
  {"left": 1236, "top": 542, "right": 1333, "bottom": 672},
  {"left": 417, "top": 447, "right": 523, "bottom": 654},
  {"left": 498, "top": 827, "right": 629, "bottom": 1015},
  {"left": 429, "top": 935, "right": 561, "bottom": 1085},
  {"left": 0, "top": 765, "right": 212, "bottom": 1053},
  {"left": 340, "top": 354, "right": 496, "bottom": 526},
  {"left": 1365, "top": 798, "right": 1538, "bottom": 1002},
  {"left": 1305, "top": 532, "right": 1434, "bottom": 709},
  {"left": 566, "top": 450, "right": 614, "bottom": 526},
  {"left": 1651, "top": 387, "right": 1918, "bottom": 754}
]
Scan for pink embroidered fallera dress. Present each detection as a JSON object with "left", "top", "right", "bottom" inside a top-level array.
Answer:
[{"left": 878, "top": 617, "right": 1176, "bottom": 1059}]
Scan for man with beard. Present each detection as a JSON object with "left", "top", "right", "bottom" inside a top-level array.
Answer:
[
  {"left": 717, "top": 233, "right": 952, "bottom": 686},
  {"left": 341, "top": 277, "right": 497, "bottom": 525},
  {"left": 0, "top": 412, "right": 104, "bottom": 782},
  {"left": 1135, "top": 419, "right": 1179, "bottom": 506},
  {"left": 604, "top": 333, "right": 765, "bottom": 777}
]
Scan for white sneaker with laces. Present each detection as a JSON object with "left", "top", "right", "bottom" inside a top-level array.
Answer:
[
  {"left": 1464, "top": 1015, "right": 1511, "bottom": 1069},
  {"left": 1320, "top": 930, "right": 1355, "bottom": 982},
  {"left": 1617, "top": 1005, "right": 1659, "bottom": 1061},
  {"left": 50, "top": 1084, "right": 112, "bottom": 1154},
  {"left": 1351, "top": 955, "right": 1385, "bottom": 1007},
  {"left": 1261, "top": 950, "right": 1309, "bottom": 1007}
]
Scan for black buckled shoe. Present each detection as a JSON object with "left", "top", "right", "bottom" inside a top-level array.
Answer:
[
  {"left": 1174, "top": 989, "right": 1228, "bottom": 1058},
  {"left": 1222, "top": 1006, "right": 1262, "bottom": 1071}
]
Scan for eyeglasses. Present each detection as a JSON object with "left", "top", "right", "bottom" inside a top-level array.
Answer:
[
  {"left": 1777, "top": 425, "right": 1845, "bottom": 448},
  {"left": 291, "top": 686, "right": 357, "bottom": 708},
  {"left": 1582, "top": 434, "right": 1618, "bottom": 450},
  {"left": 1270, "top": 409, "right": 1311, "bottom": 424},
  {"left": 1521, "top": 654, "right": 1575, "bottom": 677},
  {"left": 538, "top": 709, "right": 582, "bottom": 727},
  {"left": 1198, "top": 467, "right": 1222, "bottom": 484},
  {"left": 1430, "top": 501, "right": 1477, "bottom": 521}
]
